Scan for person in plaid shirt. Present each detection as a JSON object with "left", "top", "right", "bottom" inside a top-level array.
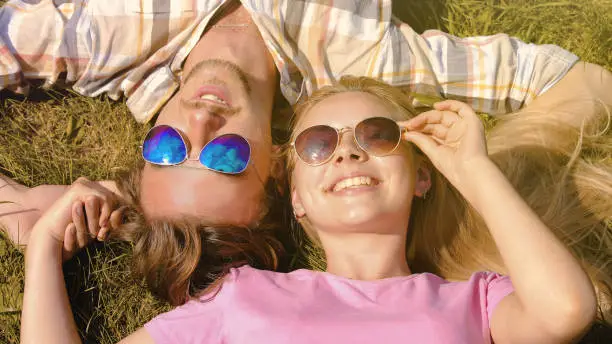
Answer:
[{"left": 1, "top": 0, "right": 610, "bottom": 245}]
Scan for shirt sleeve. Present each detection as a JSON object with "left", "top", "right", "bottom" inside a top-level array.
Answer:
[
  {"left": 0, "top": 0, "right": 214, "bottom": 123},
  {"left": 248, "top": 0, "right": 578, "bottom": 117},
  {"left": 389, "top": 22, "right": 579, "bottom": 115},
  {"left": 0, "top": 0, "right": 90, "bottom": 94},
  {"left": 484, "top": 272, "right": 515, "bottom": 323},
  {"left": 144, "top": 294, "right": 225, "bottom": 344}
]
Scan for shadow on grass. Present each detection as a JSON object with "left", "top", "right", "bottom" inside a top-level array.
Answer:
[
  {"left": 393, "top": 0, "right": 449, "bottom": 33},
  {"left": 63, "top": 241, "right": 171, "bottom": 344}
]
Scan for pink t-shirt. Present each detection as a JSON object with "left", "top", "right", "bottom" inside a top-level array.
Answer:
[{"left": 145, "top": 265, "right": 514, "bottom": 344}]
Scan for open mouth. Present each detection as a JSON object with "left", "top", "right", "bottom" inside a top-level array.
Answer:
[
  {"left": 330, "top": 176, "right": 380, "bottom": 193},
  {"left": 199, "top": 94, "right": 227, "bottom": 105},
  {"left": 194, "top": 85, "right": 232, "bottom": 107}
]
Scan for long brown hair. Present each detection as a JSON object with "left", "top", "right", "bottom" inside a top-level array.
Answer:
[
  {"left": 286, "top": 76, "right": 612, "bottom": 323},
  {"left": 109, "top": 162, "right": 291, "bottom": 306}
]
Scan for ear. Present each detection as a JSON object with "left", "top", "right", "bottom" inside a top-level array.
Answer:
[
  {"left": 413, "top": 160, "right": 432, "bottom": 198},
  {"left": 291, "top": 187, "right": 306, "bottom": 218}
]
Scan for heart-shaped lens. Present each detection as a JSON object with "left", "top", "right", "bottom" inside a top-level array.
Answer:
[
  {"left": 293, "top": 125, "right": 339, "bottom": 165},
  {"left": 200, "top": 134, "right": 250, "bottom": 174},
  {"left": 142, "top": 125, "right": 187, "bottom": 165},
  {"left": 355, "top": 117, "right": 401, "bottom": 156}
]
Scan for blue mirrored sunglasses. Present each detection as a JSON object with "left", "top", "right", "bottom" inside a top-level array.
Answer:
[{"left": 141, "top": 125, "right": 250, "bottom": 174}]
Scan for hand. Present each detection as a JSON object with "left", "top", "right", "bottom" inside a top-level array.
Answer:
[
  {"left": 62, "top": 197, "right": 125, "bottom": 261},
  {"left": 29, "top": 177, "right": 122, "bottom": 260},
  {"left": 399, "top": 100, "right": 489, "bottom": 189}
]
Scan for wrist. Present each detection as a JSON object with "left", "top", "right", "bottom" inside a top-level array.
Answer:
[
  {"left": 25, "top": 230, "right": 63, "bottom": 268},
  {"left": 29, "top": 224, "right": 63, "bottom": 248},
  {"left": 456, "top": 157, "right": 506, "bottom": 209}
]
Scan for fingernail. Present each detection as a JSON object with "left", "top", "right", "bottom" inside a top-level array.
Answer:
[
  {"left": 97, "top": 228, "right": 106, "bottom": 241},
  {"left": 76, "top": 205, "right": 82, "bottom": 216}
]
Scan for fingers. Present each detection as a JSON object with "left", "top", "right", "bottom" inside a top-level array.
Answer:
[
  {"left": 72, "top": 201, "right": 90, "bottom": 248},
  {"left": 418, "top": 123, "right": 449, "bottom": 141},
  {"left": 400, "top": 100, "right": 475, "bottom": 128},
  {"left": 72, "top": 178, "right": 117, "bottom": 222},
  {"left": 99, "top": 200, "right": 111, "bottom": 229},
  {"left": 400, "top": 114, "right": 453, "bottom": 142},
  {"left": 85, "top": 196, "right": 100, "bottom": 238},
  {"left": 400, "top": 109, "right": 460, "bottom": 131},
  {"left": 64, "top": 196, "right": 114, "bottom": 261},
  {"left": 63, "top": 223, "right": 77, "bottom": 261},
  {"left": 433, "top": 100, "right": 477, "bottom": 119},
  {"left": 95, "top": 206, "right": 126, "bottom": 242},
  {"left": 97, "top": 226, "right": 110, "bottom": 242},
  {"left": 110, "top": 206, "right": 127, "bottom": 230},
  {"left": 402, "top": 130, "right": 440, "bottom": 159}
]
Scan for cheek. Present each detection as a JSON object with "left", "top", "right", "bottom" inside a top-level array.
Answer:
[
  {"left": 382, "top": 156, "right": 416, "bottom": 196},
  {"left": 155, "top": 93, "right": 180, "bottom": 124},
  {"left": 292, "top": 164, "right": 322, "bottom": 207}
]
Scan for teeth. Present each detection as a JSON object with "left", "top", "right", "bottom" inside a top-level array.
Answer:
[
  {"left": 200, "top": 94, "right": 226, "bottom": 104},
  {"left": 332, "top": 176, "right": 374, "bottom": 192}
]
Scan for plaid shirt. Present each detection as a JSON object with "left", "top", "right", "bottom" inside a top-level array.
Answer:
[{"left": 0, "top": 0, "right": 578, "bottom": 123}]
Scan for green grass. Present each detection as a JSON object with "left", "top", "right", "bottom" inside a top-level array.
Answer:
[
  {"left": 1, "top": 0, "right": 612, "bottom": 342},
  {"left": 0, "top": 91, "right": 169, "bottom": 343}
]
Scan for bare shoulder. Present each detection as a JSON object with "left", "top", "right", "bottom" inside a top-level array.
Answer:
[{"left": 117, "top": 327, "right": 155, "bottom": 344}]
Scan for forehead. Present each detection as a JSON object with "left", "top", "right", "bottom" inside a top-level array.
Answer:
[
  {"left": 297, "top": 92, "right": 395, "bottom": 130},
  {"left": 140, "top": 164, "right": 263, "bottom": 226}
]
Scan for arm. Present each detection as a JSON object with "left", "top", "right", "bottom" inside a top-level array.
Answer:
[
  {"left": 403, "top": 100, "right": 596, "bottom": 343},
  {"left": 469, "top": 159, "right": 596, "bottom": 343},
  {"left": 515, "top": 61, "right": 612, "bottom": 129},
  {"left": 392, "top": 22, "right": 582, "bottom": 116},
  {"left": 0, "top": 174, "right": 68, "bottom": 245},
  {"left": 20, "top": 178, "right": 145, "bottom": 344},
  {"left": 22, "top": 225, "right": 82, "bottom": 344},
  {"left": 404, "top": 27, "right": 612, "bottom": 130},
  {"left": 0, "top": 173, "right": 118, "bottom": 246},
  {"left": 25, "top": 238, "right": 155, "bottom": 344}
]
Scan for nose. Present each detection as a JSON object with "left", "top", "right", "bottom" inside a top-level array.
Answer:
[
  {"left": 184, "top": 110, "right": 226, "bottom": 159},
  {"left": 333, "top": 130, "right": 368, "bottom": 165}
]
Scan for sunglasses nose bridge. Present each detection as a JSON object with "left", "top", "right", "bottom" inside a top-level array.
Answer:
[
  {"left": 184, "top": 111, "right": 226, "bottom": 157},
  {"left": 333, "top": 127, "right": 368, "bottom": 163},
  {"left": 336, "top": 127, "right": 355, "bottom": 145}
]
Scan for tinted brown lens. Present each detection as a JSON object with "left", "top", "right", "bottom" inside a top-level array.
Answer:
[
  {"left": 294, "top": 125, "right": 338, "bottom": 165},
  {"left": 355, "top": 117, "right": 400, "bottom": 155}
]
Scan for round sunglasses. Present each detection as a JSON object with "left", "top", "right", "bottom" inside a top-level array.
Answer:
[
  {"left": 291, "top": 117, "right": 404, "bottom": 166},
  {"left": 141, "top": 125, "right": 251, "bottom": 174}
]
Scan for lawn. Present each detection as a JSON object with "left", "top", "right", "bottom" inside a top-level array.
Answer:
[{"left": 1, "top": 0, "right": 611, "bottom": 343}]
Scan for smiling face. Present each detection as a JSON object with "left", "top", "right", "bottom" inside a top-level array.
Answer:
[
  {"left": 140, "top": 59, "right": 277, "bottom": 225},
  {"left": 290, "top": 91, "right": 423, "bottom": 235}
]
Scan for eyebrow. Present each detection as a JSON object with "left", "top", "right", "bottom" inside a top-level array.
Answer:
[
  {"left": 149, "top": 163, "right": 251, "bottom": 182},
  {"left": 182, "top": 59, "right": 252, "bottom": 94}
]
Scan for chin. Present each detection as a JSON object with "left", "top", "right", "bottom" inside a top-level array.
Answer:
[{"left": 337, "top": 210, "right": 382, "bottom": 227}]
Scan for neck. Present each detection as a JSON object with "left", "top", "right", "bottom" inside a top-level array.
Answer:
[
  {"left": 182, "top": 3, "right": 277, "bottom": 98},
  {"left": 318, "top": 227, "right": 412, "bottom": 281}
]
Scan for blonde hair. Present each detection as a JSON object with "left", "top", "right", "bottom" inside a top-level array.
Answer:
[{"left": 285, "top": 76, "right": 612, "bottom": 324}]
